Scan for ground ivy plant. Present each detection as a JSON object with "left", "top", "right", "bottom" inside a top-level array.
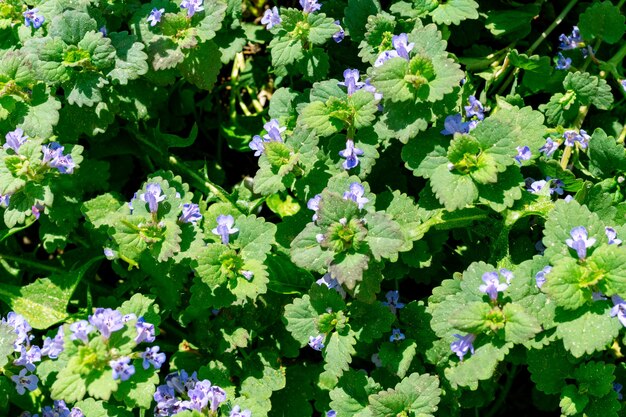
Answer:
[{"left": 1, "top": 0, "right": 626, "bottom": 416}]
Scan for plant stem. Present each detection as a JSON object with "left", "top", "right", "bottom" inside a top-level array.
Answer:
[
  {"left": 0, "top": 254, "right": 64, "bottom": 273},
  {"left": 617, "top": 124, "right": 626, "bottom": 144},
  {"left": 167, "top": 155, "right": 247, "bottom": 214},
  {"left": 484, "top": 364, "right": 519, "bottom": 417},
  {"left": 527, "top": 0, "right": 579, "bottom": 54}
]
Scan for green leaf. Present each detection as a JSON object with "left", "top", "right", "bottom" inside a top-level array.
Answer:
[
  {"left": 290, "top": 223, "right": 334, "bottom": 273},
  {"left": 429, "top": 165, "right": 478, "bottom": 211},
  {"left": 320, "top": 327, "right": 357, "bottom": 390},
  {"left": 527, "top": 341, "right": 574, "bottom": 394},
  {"left": 194, "top": 243, "right": 235, "bottom": 288},
  {"left": 329, "top": 252, "right": 370, "bottom": 290},
  {"left": 349, "top": 301, "right": 395, "bottom": 343},
  {"left": 330, "top": 370, "right": 381, "bottom": 416},
  {"left": 107, "top": 32, "right": 149, "bottom": 85},
  {"left": 503, "top": 303, "right": 542, "bottom": 344},
  {"left": 17, "top": 84, "right": 61, "bottom": 139},
  {"left": 363, "top": 211, "right": 405, "bottom": 261},
  {"left": 555, "top": 302, "right": 621, "bottom": 358},
  {"left": 378, "top": 339, "right": 417, "bottom": 378},
  {"left": 578, "top": 1, "right": 626, "bottom": 44},
  {"left": 196, "top": 1, "right": 228, "bottom": 42},
  {"left": 485, "top": 5, "right": 540, "bottom": 39},
  {"left": 367, "top": 372, "right": 440, "bottom": 417},
  {"left": 270, "top": 35, "right": 304, "bottom": 67},
  {"left": 65, "top": 72, "right": 108, "bottom": 108},
  {"left": 0, "top": 323, "right": 15, "bottom": 368},
  {"left": 179, "top": 41, "right": 222, "bottom": 91},
  {"left": 0, "top": 257, "right": 98, "bottom": 329},
  {"left": 77, "top": 31, "right": 116, "bottom": 69},
  {"left": 540, "top": 257, "right": 591, "bottom": 310},
  {"left": 74, "top": 398, "right": 132, "bottom": 417},
  {"left": 284, "top": 294, "right": 318, "bottom": 346},
  {"left": 118, "top": 293, "right": 161, "bottom": 327},
  {"left": 587, "top": 128, "right": 626, "bottom": 178},
  {"left": 563, "top": 72, "right": 613, "bottom": 110},
  {"left": 560, "top": 384, "right": 589, "bottom": 416},
  {"left": 429, "top": 0, "right": 479, "bottom": 25},
  {"left": 307, "top": 13, "right": 338, "bottom": 45},
  {"left": 591, "top": 245, "right": 626, "bottom": 299},
  {"left": 149, "top": 37, "right": 185, "bottom": 70},
  {"left": 233, "top": 214, "right": 276, "bottom": 262},
  {"left": 574, "top": 361, "right": 615, "bottom": 397},
  {"left": 49, "top": 10, "right": 98, "bottom": 45},
  {"left": 343, "top": 0, "right": 381, "bottom": 42},
  {"left": 541, "top": 91, "right": 579, "bottom": 126},
  {"left": 444, "top": 342, "right": 510, "bottom": 389}
]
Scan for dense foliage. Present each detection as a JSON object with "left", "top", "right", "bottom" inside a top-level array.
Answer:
[{"left": 1, "top": 0, "right": 626, "bottom": 415}]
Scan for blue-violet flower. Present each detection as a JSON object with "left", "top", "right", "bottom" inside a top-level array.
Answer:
[{"left": 565, "top": 226, "right": 595, "bottom": 259}]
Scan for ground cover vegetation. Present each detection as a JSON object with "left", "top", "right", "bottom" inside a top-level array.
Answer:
[{"left": 1, "top": 0, "right": 626, "bottom": 415}]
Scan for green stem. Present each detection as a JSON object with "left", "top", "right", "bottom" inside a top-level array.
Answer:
[
  {"left": 484, "top": 364, "right": 519, "bottom": 417},
  {"left": 0, "top": 254, "right": 64, "bottom": 273},
  {"left": 167, "top": 155, "right": 247, "bottom": 214},
  {"left": 607, "top": 41, "right": 626, "bottom": 67},
  {"left": 527, "top": 0, "right": 579, "bottom": 54},
  {"left": 617, "top": 124, "right": 626, "bottom": 144},
  {"left": 0, "top": 218, "right": 36, "bottom": 243}
]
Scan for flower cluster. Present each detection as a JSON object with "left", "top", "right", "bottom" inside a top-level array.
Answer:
[
  {"left": 299, "top": 0, "right": 321, "bottom": 14},
  {"left": 23, "top": 8, "right": 45, "bottom": 29},
  {"left": 374, "top": 33, "right": 414, "bottom": 67},
  {"left": 441, "top": 96, "right": 485, "bottom": 136},
  {"left": 3, "top": 128, "right": 75, "bottom": 178},
  {"left": 154, "top": 370, "right": 228, "bottom": 416},
  {"left": 343, "top": 182, "right": 369, "bottom": 209},
  {"left": 535, "top": 265, "right": 552, "bottom": 289},
  {"left": 148, "top": 8, "right": 165, "bottom": 26},
  {"left": 563, "top": 129, "right": 590, "bottom": 149},
  {"left": 1, "top": 312, "right": 62, "bottom": 395},
  {"left": 308, "top": 334, "right": 325, "bottom": 351},
  {"left": 69, "top": 308, "right": 162, "bottom": 382},
  {"left": 478, "top": 269, "right": 512, "bottom": 301},
  {"left": 23, "top": 400, "right": 84, "bottom": 417},
  {"left": 249, "top": 119, "right": 286, "bottom": 156},
  {"left": 450, "top": 333, "right": 476, "bottom": 361},
  {"left": 261, "top": 7, "right": 281, "bottom": 29},
  {"left": 526, "top": 177, "right": 564, "bottom": 196}
]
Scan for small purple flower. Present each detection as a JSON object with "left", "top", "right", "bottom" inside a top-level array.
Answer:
[
  {"left": 142, "top": 346, "right": 166, "bottom": 370},
  {"left": 263, "top": 119, "right": 286, "bottom": 142},
  {"left": 11, "top": 368, "right": 38, "bottom": 395},
  {"left": 535, "top": 265, "right": 551, "bottom": 288},
  {"left": 621, "top": 80, "right": 626, "bottom": 92},
  {"left": 479, "top": 271, "right": 508, "bottom": 301},
  {"left": 606, "top": 227, "right": 622, "bottom": 245},
  {"left": 103, "top": 247, "right": 115, "bottom": 260},
  {"left": 566, "top": 226, "right": 595, "bottom": 259},
  {"left": 592, "top": 292, "right": 606, "bottom": 301},
  {"left": 148, "top": 8, "right": 165, "bottom": 26},
  {"left": 338, "top": 69, "right": 364, "bottom": 96},
  {"left": 249, "top": 135, "right": 265, "bottom": 156},
  {"left": 343, "top": 182, "right": 368, "bottom": 209},
  {"left": 382, "top": 290, "right": 405, "bottom": 314},
  {"left": 559, "top": 26, "right": 583, "bottom": 50},
  {"left": 179, "top": 203, "right": 202, "bottom": 225},
  {"left": 363, "top": 78, "right": 383, "bottom": 101},
  {"left": 539, "top": 138, "right": 560, "bottom": 157},
  {"left": 611, "top": 295, "right": 626, "bottom": 327},
  {"left": 180, "top": 0, "right": 204, "bottom": 17},
  {"left": 135, "top": 317, "right": 156, "bottom": 344},
  {"left": 563, "top": 130, "right": 589, "bottom": 149},
  {"left": 514, "top": 146, "right": 531, "bottom": 165},
  {"left": 154, "top": 384, "right": 176, "bottom": 404},
  {"left": 308, "top": 335, "right": 324, "bottom": 351},
  {"left": 99, "top": 26, "right": 107, "bottom": 36},
  {"left": 241, "top": 270, "right": 254, "bottom": 280},
  {"left": 465, "top": 96, "right": 485, "bottom": 120},
  {"left": 326, "top": 411, "right": 337, "bottom": 417},
  {"left": 389, "top": 328, "right": 405, "bottom": 342},
  {"left": 69, "top": 407, "right": 85, "bottom": 417},
  {"left": 339, "top": 139, "right": 364, "bottom": 170},
  {"left": 307, "top": 194, "right": 321, "bottom": 221},
  {"left": 299, "top": 0, "right": 321, "bottom": 13},
  {"left": 333, "top": 21, "right": 344, "bottom": 43},
  {"left": 550, "top": 178, "right": 564, "bottom": 195},
  {"left": 3, "top": 128, "right": 29, "bottom": 152},
  {"left": 5, "top": 312, "right": 32, "bottom": 349},
  {"left": 450, "top": 333, "right": 476, "bottom": 361},
  {"left": 555, "top": 52, "right": 572, "bottom": 70},
  {"left": 499, "top": 268, "right": 514, "bottom": 285},
  {"left": 41, "top": 326, "right": 64, "bottom": 359},
  {"left": 69, "top": 320, "right": 93, "bottom": 343},
  {"left": 230, "top": 405, "right": 252, "bottom": 417},
  {"left": 122, "top": 313, "right": 137, "bottom": 323},
  {"left": 212, "top": 214, "right": 238, "bottom": 245},
  {"left": 110, "top": 357, "right": 135, "bottom": 381},
  {"left": 316, "top": 273, "right": 347, "bottom": 298},
  {"left": 374, "top": 50, "right": 399, "bottom": 67},
  {"left": 440, "top": 114, "right": 470, "bottom": 135},
  {"left": 42, "top": 400, "right": 72, "bottom": 417},
  {"left": 0, "top": 194, "right": 9, "bottom": 207},
  {"left": 14, "top": 345, "right": 41, "bottom": 372},
  {"left": 166, "top": 370, "right": 197, "bottom": 394},
  {"left": 23, "top": 8, "right": 45, "bottom": 29},
  {"left": 89, "top": 308, "right": 124, "bottom": 339},
  {"left": 261, "top": 6, "right": 281, "bottom": 29},
  {"left": 391, "top": 33, "right": 414, "bottom": 59},
  {"left": 140, "top": 183, "right": 166, "bottom": 214},
  {"left": 528, "top": 179, "right": 548, "bottom": 195},
  {"left": 42, "top": 142, "right": 75, "bottom": 174}
]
